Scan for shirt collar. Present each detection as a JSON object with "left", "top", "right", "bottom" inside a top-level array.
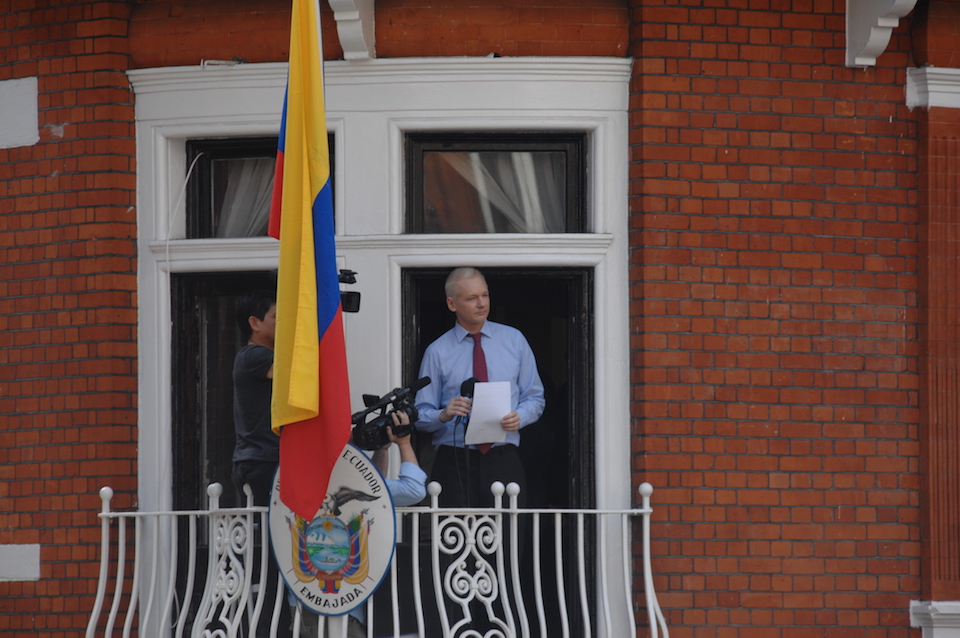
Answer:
[{"left": 454, "top": 322, "right": 487, "bottom": 342}]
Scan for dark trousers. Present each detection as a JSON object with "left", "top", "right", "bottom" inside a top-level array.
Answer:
[
  {"left": 430, "top": 445, "right": 527, "bottom": 509},
  {"left": 233, "top": 461, "right": 292, "bottom": 638},
  {"left": 429, "top": 445, "right": 528, "bottom": 633},
  {"left": 233, "top": 460, "right": 278, "bottom": 507}
]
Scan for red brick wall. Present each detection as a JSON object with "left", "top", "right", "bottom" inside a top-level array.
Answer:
[
  {"left": 0, "top": 2, "right": 137, "bottom": 635},
  {"left": 128, "top": 0, "right": 630, "bottom": 68},
  {"left": 915, "top": 96, "right": 960, "bottom": 601},
  {"left": 128, "top": 0, "right": 332, "bottom": 69},
  {"left": 375, "top": 0, "right": 629, "bottom": 57},
  {"left": 631, "top": 1, "right": 922, "bottom": 636}
]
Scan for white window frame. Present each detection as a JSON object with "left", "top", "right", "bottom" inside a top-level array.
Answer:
[{"left": 129, "top": 56, "right": 632, "bottom": 519}]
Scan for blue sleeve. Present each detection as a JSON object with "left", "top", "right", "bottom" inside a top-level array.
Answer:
[
  {"left": 415, "top": 346, "right": 446, "bottom": 433},
  {"left": 385, "top": 462, "right": 427, "bottom": 506},
  {"left": 515, "top": 337, "right": 545, "bottom": 428}
]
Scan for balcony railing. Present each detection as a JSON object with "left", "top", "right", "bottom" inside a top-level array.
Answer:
[{"left": 86, "top": 481, "right": 668, "bottom": 638}]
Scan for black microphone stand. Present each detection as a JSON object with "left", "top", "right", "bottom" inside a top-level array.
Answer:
[{"left": 457, "top": 378, "right": 477, "bottom": 507}]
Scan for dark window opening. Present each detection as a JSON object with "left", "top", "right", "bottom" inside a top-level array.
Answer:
[
  {"left": 171, "top": 270, "right": 277, "bottom": 511},
  {"left": 398, "top": 266, "right": 596, "bottom": 637}
]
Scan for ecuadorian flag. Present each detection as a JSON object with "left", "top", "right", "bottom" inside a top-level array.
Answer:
[{"left": 268, "top": 0, "right": 351, "bottom": 520}]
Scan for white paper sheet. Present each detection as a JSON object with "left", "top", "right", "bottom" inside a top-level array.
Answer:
[{"left": 464, "top": 381, "right": 511, "bottom": 446}]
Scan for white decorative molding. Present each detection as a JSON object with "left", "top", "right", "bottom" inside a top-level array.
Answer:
[
  {"left": 911, "top": 600, "right": 960, "bottom": 637},
  {"left": 846, "top": 0, "right": 919, "bottom": 67},
  {"left": 329, "top": 0, "right": 375, "bottom": 60},
  {"left": 906, "top": 66, "right": 960, "bottom": 109}
]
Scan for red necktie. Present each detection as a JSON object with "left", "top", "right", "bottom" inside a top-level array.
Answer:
[
  {"left": 472, "top": 332, "right": 488, "bottom": 383},
  {"left": 472, "top": 333, "right": 492, "bottom": 453}
]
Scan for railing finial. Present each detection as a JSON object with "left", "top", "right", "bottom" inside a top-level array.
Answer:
[
  {"left": 207, "top": 482, "right": 223, "bottom": 510},
  {"left": 428, "top": 480, "right": 442, "bottom": 507},
  {"left": 98, "top": 486, "right": 114, "bottom": 513}
]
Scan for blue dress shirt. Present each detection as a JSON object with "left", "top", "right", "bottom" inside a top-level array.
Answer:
[
  {"left": 415, "top": 321, "right": 545, "bottom": 448},
  {"left": 386, "top": 462, "right": 428, "bottom": 506}
]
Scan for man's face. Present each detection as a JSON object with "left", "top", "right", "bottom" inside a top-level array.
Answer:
[
  {"left": 447, "top": 276, "right": 489, "bottom": 332},
  {"left": 250, "top": 303, "right": 277, "bottom": 349}
]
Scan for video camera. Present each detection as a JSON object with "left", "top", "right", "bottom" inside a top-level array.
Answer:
[
  {"left": 350, "top": 377, "right": 431, "bottom": 450},
  {"left": 339, "top": 269, "right": 360, "bottom": 313}
]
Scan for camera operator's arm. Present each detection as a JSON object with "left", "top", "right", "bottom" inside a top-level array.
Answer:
[
  {"left": 381, "top": 412, "right": 427, "bottom": 506},
  {"left": 371, "top": 445, "right": 390, "bottom": 477},
  {"left": 388, "top": 426, "right": 419, "bottom": 465}
]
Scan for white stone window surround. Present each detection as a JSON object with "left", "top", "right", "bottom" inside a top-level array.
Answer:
[{"left": 128, "top": 57, "right": 632, "bottom": 526}]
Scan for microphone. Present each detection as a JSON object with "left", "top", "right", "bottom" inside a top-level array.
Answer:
[{"left": 454, "top": 377, "right": 479, "bottom": 433}]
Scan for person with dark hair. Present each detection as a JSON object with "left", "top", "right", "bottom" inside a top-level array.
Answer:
[
  {"left": 230, "top": 289, "right": 292, "bottom": 638},
  {"left": 232, "top": 289, "right": 279, "bottom": 505}
]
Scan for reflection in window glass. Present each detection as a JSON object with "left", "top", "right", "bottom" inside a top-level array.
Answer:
[
  {"left": 187, "top": 137, "right": 279, "bottom": 239},
  {"left": 423, "top": 151, "right": 567, "bottom": 233},
  {"left": 407, "top": 133, "right": 585, "bottom": 234},
  {"left": 211, "top": 157, "right": 274, "bottom": 238},
  {"left": 186, "top": 135, "right": 334, "bottom": 239}
]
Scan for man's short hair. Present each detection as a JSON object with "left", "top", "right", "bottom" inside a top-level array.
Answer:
[
  {"left": 236, "top": 290, "right": 276, "bottom": 341},
  {"left": 444, "top": 267, "right": 486, "bottom": 299}
]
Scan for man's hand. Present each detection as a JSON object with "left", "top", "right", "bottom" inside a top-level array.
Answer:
[
  {"left": 388, "top": 411, "right": 412, "bottom": 446},
  {"left": 439, "top": 395, "right": 472, "bottom": 423},
  {"left": 388, "top": 412, "right": 420, "bottom": 467},
  {"left": 501, "top": 410, "right": 521, "bottom": 431}
]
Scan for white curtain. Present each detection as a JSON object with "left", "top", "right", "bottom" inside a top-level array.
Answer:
[
  {"left": 438, "top": 151, "right": 566, "bottom": 233},
  {"left": 215, "top": 158, "right": 275, "bottom": 238}
]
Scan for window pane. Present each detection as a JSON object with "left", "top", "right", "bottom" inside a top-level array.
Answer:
[
  {"left": 407, "top": 133, "right": 585, "bottom": 234},
  {"left": 422, "top": 151, "right": 567, "bottom": 233},
  {"left": 212, "top": 157, "right": 274, "bottom": 238},
  {"left": 186, "top": 135, "right": 335, "bottom": 238}
]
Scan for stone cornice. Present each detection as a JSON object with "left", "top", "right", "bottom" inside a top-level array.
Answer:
[{"left": 906, "top": 66, "right": 960, "bottom": 109}]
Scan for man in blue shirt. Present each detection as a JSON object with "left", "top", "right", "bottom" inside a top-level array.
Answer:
[{"left": 415, "top": 267, "right": 545, "bottom": 508}]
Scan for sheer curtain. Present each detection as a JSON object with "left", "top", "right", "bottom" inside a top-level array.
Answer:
[
  {"left": 437, "top": 151, "right": 566, "bottom": 233},
  {"left": 215, "top": 158, "right": 275, "bottom": 238}
]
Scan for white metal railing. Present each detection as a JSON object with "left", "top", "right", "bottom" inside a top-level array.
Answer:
[{"left": 86, "top": 481, "right": 668, "bottom": 638}]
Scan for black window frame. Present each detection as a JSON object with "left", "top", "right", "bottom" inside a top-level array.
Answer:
[
  {"left": 185, "top": 137, "right": 280, "bottom": 239},
  {"left": 404, "top": 131, "right": 587, "bottom": 234},
  {"left": 185, "top": 134, "right": 336, "bottom": 238}
]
